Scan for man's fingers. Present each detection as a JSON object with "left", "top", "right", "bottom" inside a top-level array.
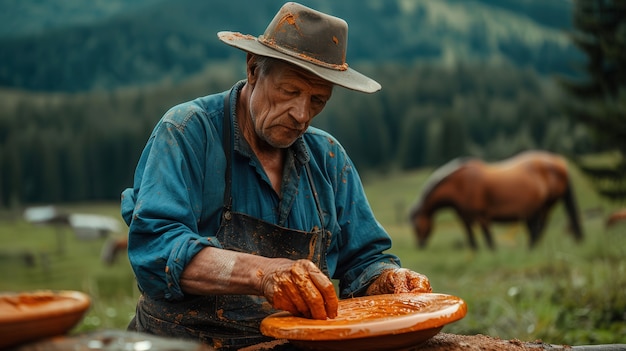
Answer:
[
  {"left": 272, "top": 287, "right": 299, "bottom": 316},
  {"left": 277, "top": 276, "right": 312, "bottom": 318},
  {"left": 292, "top": 261, "right": 328, "bottom": 319},
  {"left": 308, "top": 267, "right": 338, "bottom": 318},
  {"left": 392, "top": 270, "right": 410, "bottom": 293},
  {"left": 408, "top": 274, "right": 432, "bottom": 293},
  {"left": 264, "top": 259, "right": 338, "bottom": 319},
  {"left": 366, "top": 268, "right": 432, "bottom": 296},
  {"left": 400, "top": 268, "right": 432, "bottom": 293}
]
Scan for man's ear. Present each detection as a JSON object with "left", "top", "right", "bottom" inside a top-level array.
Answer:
[{"left": 246, "top": 53, "right": 259, "bottom": 85}]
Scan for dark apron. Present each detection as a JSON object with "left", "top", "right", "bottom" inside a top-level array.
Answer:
[{"left": 128, "top": 89, "right": 331, "bottom": 350}]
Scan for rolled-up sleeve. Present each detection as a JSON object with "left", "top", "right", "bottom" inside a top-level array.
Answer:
[{"left": 122, "top": 100, "right": 225, "bottom": 301}]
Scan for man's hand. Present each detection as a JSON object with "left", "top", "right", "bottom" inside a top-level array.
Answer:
[
  {"left": 366, "top": 268, "right": 432, "bottom": 296},
  {"left": 261, "top": 259, "right": 338, "bottom": 320}
]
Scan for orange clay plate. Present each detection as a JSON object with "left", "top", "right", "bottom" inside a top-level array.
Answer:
[
  {"left": 260, "top": 293, "right": 467, "bottom": 351},
  {"left": 0, "top": 290, "right": 91, "bottom": 349}
]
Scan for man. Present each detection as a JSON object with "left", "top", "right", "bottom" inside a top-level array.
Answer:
[{"left": 121, "top": 2, "right": 431, "bottom": 349}]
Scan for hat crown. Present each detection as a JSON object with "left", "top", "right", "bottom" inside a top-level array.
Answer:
[{"left": 259, "top": 2, "right": 348, "bottom": 71}]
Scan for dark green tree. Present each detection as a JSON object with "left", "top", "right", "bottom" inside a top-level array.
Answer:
[{"left": 559, "top": 0, "right": 626, "bottom": 201}]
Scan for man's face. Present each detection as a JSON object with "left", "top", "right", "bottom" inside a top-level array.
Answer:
[{"left": 248, "top": 61, "right": 333, "bottom": 148}]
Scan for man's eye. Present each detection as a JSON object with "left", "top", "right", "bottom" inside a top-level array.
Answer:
[{"left": 312, "top": 97, "right": 327, "bottom": 106}]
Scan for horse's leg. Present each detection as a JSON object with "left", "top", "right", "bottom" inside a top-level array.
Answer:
[
  {"left": 526, "top": 212, "right": 547, "bottom": 249},
  {"left": 462, "top": 220, "right": 479, "bottom": 250},
  {"left": 479, "top": 221, "right": 496, "bottom": 250},
  {"left": 562, "top": 179, "right": 584, "bottom": 241}
]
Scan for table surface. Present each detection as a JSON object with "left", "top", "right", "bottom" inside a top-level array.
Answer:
[{"left": 9, "top": 330, "right": 626, "bottom": 351}]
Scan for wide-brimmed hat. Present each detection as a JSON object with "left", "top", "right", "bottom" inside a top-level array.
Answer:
[{"left": 217, "top": 2, "right": 381, "bottom": 93}]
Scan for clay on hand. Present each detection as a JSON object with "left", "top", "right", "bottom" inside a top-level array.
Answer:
[
  {"left": 261, "top": 259, "right": 338, "bottom": 320},
  {"left": 365, "top": 268, "right": 432, "bottom": 296}
]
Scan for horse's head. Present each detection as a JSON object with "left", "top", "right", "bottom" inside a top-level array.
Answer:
[
  {"left": 410, "top": 209, "right": 432, "bottom": 249},
  {"left": 410, "top": 158, "right": 468, "bottom": 249}
]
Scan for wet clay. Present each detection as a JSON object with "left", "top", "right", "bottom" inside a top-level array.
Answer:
[
  {"left": 0, "top": 290, "right": 91, "bottom": 349},
  {"left": 260, "top": 293, "right": 466, "bottom": 344},
  {"left": 270, "top": 261, "right": 337, "bottom": 320},
  {"left": 366, "top": 269, "right": 432, "bottom": 295},
  {"left": 0, "top": 290, "right": 90, "bottom": 323},
  {"left": 219, "top": 32, "right": 256, "bottom": 41}
]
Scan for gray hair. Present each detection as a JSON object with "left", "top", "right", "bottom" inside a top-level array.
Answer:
[{"left": 252, "top": 55, "right": 281, "bottom": 76}]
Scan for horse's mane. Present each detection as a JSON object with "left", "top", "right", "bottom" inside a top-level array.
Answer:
[{"left": 409, "top": 156, "right": 476, "bottom": 217}]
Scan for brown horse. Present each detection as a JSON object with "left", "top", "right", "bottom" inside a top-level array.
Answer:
[
  {"left": 100, "top": 236, "right": 128, "bottom": 265},
  {"left": 606, "top": 208, "right": 626, "bottom": 228},
  {"left": 409, "top": 151, "right": 584, "bottom": 250}
]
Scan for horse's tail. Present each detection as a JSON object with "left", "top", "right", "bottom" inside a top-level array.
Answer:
[{"left": 563, "top": 178, "right": 584, "bottom": 242}]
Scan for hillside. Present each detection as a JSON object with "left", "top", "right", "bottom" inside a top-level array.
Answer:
[
  {"left": 0, "top": 0, "right": 164, "bottom": 38},
  {"left": 0, "top": 0, "right": 581, "bottom": 92}
]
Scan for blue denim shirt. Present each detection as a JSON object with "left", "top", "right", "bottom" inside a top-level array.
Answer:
[{"left": 121, "top": 81, "right": 401, "bottom": 301}]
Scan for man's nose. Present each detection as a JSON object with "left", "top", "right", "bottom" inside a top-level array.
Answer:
[{"left": 289, "top": 97, "right": 310, "bottom": 124}]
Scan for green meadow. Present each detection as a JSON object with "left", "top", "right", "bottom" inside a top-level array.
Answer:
[{"left": 1, "top": 165, "right": 624, "bottom": 346}]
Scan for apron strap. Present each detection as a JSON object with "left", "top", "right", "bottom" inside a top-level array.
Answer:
[
  {"left": 222, "top": 90, "right": 233, "bottom": 216},
  {"left": 305, "top": 162, "right": 326, "bottom": 234}
]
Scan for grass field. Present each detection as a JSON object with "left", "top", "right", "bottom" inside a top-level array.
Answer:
[{"left": 1, "top": 165, "right": 625, "bottom": 346}]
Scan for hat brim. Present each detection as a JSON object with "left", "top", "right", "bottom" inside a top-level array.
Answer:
[{"left": 217, "top": 31, "right": 381, "bottom": 94}]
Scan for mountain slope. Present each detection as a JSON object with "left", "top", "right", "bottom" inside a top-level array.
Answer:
[
  {"left": 0, "top": 0, "right": 580, "bottom": 92},
  {"left": 0, "top": 0, "right": 165, "bottom": 38}
]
